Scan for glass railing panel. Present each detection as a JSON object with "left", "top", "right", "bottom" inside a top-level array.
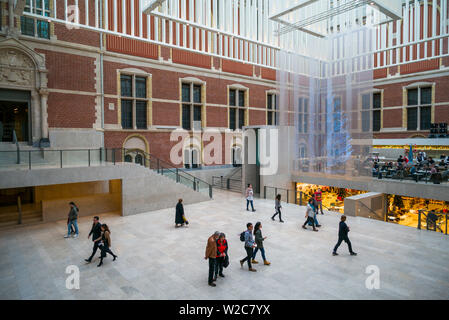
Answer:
[{"left": 62, "top": 150, "right": 89, "bottom": 168}]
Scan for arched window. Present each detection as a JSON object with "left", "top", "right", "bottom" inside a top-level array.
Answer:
[
  {"left": 124, "top": 154, "right": 133, "bottom": 163},
  {"left": 232, "top": 147, "right": 242, "bottom": 167},
  {"left": 135, "top": 154, "right": 143, "bottom": 165},
  {"left": 184, "top": 147, "right": 200, "bottom": 169}
]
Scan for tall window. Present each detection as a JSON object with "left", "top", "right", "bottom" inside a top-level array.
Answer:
[
  {"left": 229, "top": 88, "right": 246, "bottom": 130},
  {"left": 407, "top": 87, "right": 431, "bottom": 131},
  {"left": 298, "top": 97, "right": 309, "bottom": 133},
  {"left": 361, "top": 92, "right": 381, "bottom": 132},
  {"left": 267, "top": 94, "right": 279, "bottom": 126},
  {"left": 182, "top": 83, "right": 202, "bottom": 130},
  {"left": 120, "top": 74, "right": 148, "bottom": 129},
  {"left": 21, "top": 0, "right": 50, "bottom": 39}
]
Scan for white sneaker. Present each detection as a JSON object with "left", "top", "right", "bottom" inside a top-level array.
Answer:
[
  {"left": 73, "top": 234, "right": 79, "bottom": 239},
  {"left": 64, "top": 235, "right": 70, "bottom": 238}
]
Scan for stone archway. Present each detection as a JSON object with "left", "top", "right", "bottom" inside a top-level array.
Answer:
[
  {"left": 123, "top": 135, "right": 149, "bottom": 166},
  {"left": 0, "top": 38, "right": 48, "bottom": 146}
]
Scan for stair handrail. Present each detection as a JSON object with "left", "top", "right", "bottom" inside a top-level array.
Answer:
[
  {"left": 122, "top": 148, "right": 212, "bottom": 198},
  {"left": 12, "top": 129, "right": 20, "bottom": 164}
]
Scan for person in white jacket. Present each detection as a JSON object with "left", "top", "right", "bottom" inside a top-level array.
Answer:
[{"left": 302, "top": 199, "right": 318, "bottom": 232}]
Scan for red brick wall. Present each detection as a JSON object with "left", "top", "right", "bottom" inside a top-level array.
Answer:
[
  {"left": 206, "top": 106, "right": 228, "bottom": 128},
  {"left": 47, "top": 93, "right": 96, "bottom": 128},
  {"left": 37, "top": 49, "right": 96, "bottom": 93}
]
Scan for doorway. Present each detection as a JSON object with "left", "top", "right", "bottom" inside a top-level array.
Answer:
[{"left": 0, "top": 100, "right": 30, "bottom": 143}]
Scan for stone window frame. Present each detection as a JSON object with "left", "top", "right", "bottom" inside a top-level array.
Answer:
[
  {"left": 227, "top": 84, "right": 249, "bottom": 131},
  {"left": 359, "top": 89, "right": 384, "bottom": 133},
  {"left": 179, "top": 77, "right": 206, "bottom": 131},
  {"left": 19, "top": 0, "right": 52, "bottom": 40},
  {"left": 117, "top": 69, "right": 152, "bottom": 131},
  {"left": 266, "top": 89, "right": 279, "bottom": 126},
  {"left": 402, "top": 82, "right": 435, "bottom": 132}
]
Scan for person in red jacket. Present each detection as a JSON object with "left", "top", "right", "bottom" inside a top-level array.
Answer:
[
  {"left": 314, "top": 188, "right": 324, "bottom": 215},
  {"left": 214, "top": 233, "right": 228, "bottom": 280}
]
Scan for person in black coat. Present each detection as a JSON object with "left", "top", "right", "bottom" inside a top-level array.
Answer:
[
  {"left": 85, "top": 216, "right": 102, "bottom": 263},
  {"left": 175, "top": 199, "right": 189, "bottom": 228},
  {"left": 332, "top": 215, "right": 357, "bottom": 256}
]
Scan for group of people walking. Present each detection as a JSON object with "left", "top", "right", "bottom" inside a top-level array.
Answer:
[
  {"left": 62, "top": 202, "right": 118, "bottom": 267},
  {"left": 239, "top": 222, "right": 270, "bottom": 273}
]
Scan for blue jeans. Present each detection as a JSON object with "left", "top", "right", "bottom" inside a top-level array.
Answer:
[
  {"left": 67, "top": 219, "right": 79, "bottom": 236},
  {"left": 246, "top": 200, "right": 255, "bottom": 210},
  {"left": 253, "top": 247, "right": 266, "bottom": 261},
  {"left": 308, "top": 213, "right": 319, "bottom": 226}
]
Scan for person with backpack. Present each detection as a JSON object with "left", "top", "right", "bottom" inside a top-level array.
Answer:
[
  {"left": 302, "top": 199, "right": 318, "bottom": 232},
  {"left": 214, "top": 233, "right": 228, "bottom": 280},
  {"left": 252, "top": 222, "right": 270, "bottom": 266},
  {"left": 205, "top": 231, "right": 220, "bottom": 287},
  {"left": 271, "top": 194, "right": 284, "bottom": 223},
  {"left": 175, "top": 199, "right": 189, "bottom": 228},
  {"left": 97, "top": 224, "right": 118, "bottom": 267},
  {"left": 246, "top": 184, "right": 256, "bottom": 212},
  {"left": 333, "top": 215, "right": 357, "bottom": 256},
  {"left": 64, "top": 202, "right": 79, "bottom": 238},
  {"left": 239, "top": 223, "right": 257, "bottom": 272}
]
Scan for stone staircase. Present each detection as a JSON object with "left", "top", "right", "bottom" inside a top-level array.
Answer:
[
  {"left": 0, "top": 203, "right": 42, "bottom": 229},
  {"left": 212, "top": 167, "right": 242, "bottom": 193}
]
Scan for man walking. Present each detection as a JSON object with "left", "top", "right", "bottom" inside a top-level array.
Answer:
[
  {"left": 64, "top": 202, "right": 79, "bottom": 238},
  {"left": 85, "top": 216, "right": 102, "bottom": 263},
  {"left": 240, "top": 223, "right": 257, "bottom": 272},
  {"left": 314, "top": 188, "right": 324, "bottom": 215},
  {"left": 205, "top": 231, "right": 220, "bottom": 287},
  {"left": 333, "top": 215, "right": 357, "bottom": 256}
]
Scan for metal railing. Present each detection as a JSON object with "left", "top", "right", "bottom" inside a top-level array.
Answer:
[
  {"left": 263, "top": 186, "right": 331, "bottom": 210},
  {"left": 212, "top": 176, "right": 242, "bottom": 192},
  {"left": 123, "top": 148, "right": 213, "bottom": 199},
  {"left": 374, "top": 168, "right": 448, "bottom": 184},
  {"left": 0, "top": 148, "right": 213, "bottom": 199}
]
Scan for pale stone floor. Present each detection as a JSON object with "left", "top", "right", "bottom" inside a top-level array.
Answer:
[{"left": 0, "top": 190, "right": 448, "bottom": 300}]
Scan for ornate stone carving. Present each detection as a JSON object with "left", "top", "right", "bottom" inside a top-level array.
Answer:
[{"left": 0, "top": 49, "right": 35, "bottom": 86}]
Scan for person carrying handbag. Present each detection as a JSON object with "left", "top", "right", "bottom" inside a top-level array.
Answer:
[{"left": 214, "top": 233, "right": 228, "bottom": 280}]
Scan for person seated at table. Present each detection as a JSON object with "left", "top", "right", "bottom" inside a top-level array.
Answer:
[
  {"left": 428, "top": 157, "right": 435, "bottom": 165},
  {"left": 430, "top": 165, "right": 437, "bottom": 174},
  {"left": 387, "top": 162, "right": 393, "bottom": 169},
  {"left": 397, "top": 155, "right": 404, "bottom": 164},
  {"left": 417, "top": 152, "right": 424, "bottom": 162},
  {"left": 410, "top": 165, "right": 417, "bottom": 175}
]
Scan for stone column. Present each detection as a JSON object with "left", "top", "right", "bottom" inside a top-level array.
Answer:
[
  {"left": 31, "top": 91, "right": 41, "bottom": 144},
  {"left": 39, "top": 89, "right": 49, "bottom": 144}
]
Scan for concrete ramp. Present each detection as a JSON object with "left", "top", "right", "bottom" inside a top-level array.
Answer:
[{"left": 0, "top": 163, "right": 211, "bottom": 224}]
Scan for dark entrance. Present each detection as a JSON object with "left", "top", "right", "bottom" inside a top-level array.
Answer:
[
  {"left": 0, "top": 101, "right": 29, "bottom": 142},
  {"left": 0, "top": 89, "right": 32, "bottom": 144}
]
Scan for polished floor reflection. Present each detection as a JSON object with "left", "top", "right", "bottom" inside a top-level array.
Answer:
[{"left": 0, "top": 190, "right": 448, "bottom": 300}]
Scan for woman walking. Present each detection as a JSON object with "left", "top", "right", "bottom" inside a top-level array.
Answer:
[
  {"left": 64, "top": 202, "right": 79, "bottom": 238},
  {"left": 175, "top": 199, "right": 189, "bottom": 227},
  {"left": 252, "top": 222, "right": 270, "bottom": 265},
  {"left": 214, "top": 233, "right": 228, "bottom": 280},
  {"left": 302, "top": 199, "right": 318, "bottom": 232},
  {"left": 246, "top": 184, "right": 256, "bottom": 212},
  {"left": 97, "top": 224, "right": 118, "bottom": 267},
  {"left": 271, "top": 194, "right": 284, "bottom": 223}
]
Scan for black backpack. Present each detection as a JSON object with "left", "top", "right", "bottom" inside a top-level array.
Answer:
[{"left": 240, "top": 231, "right": 246, "bottom": 242}]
